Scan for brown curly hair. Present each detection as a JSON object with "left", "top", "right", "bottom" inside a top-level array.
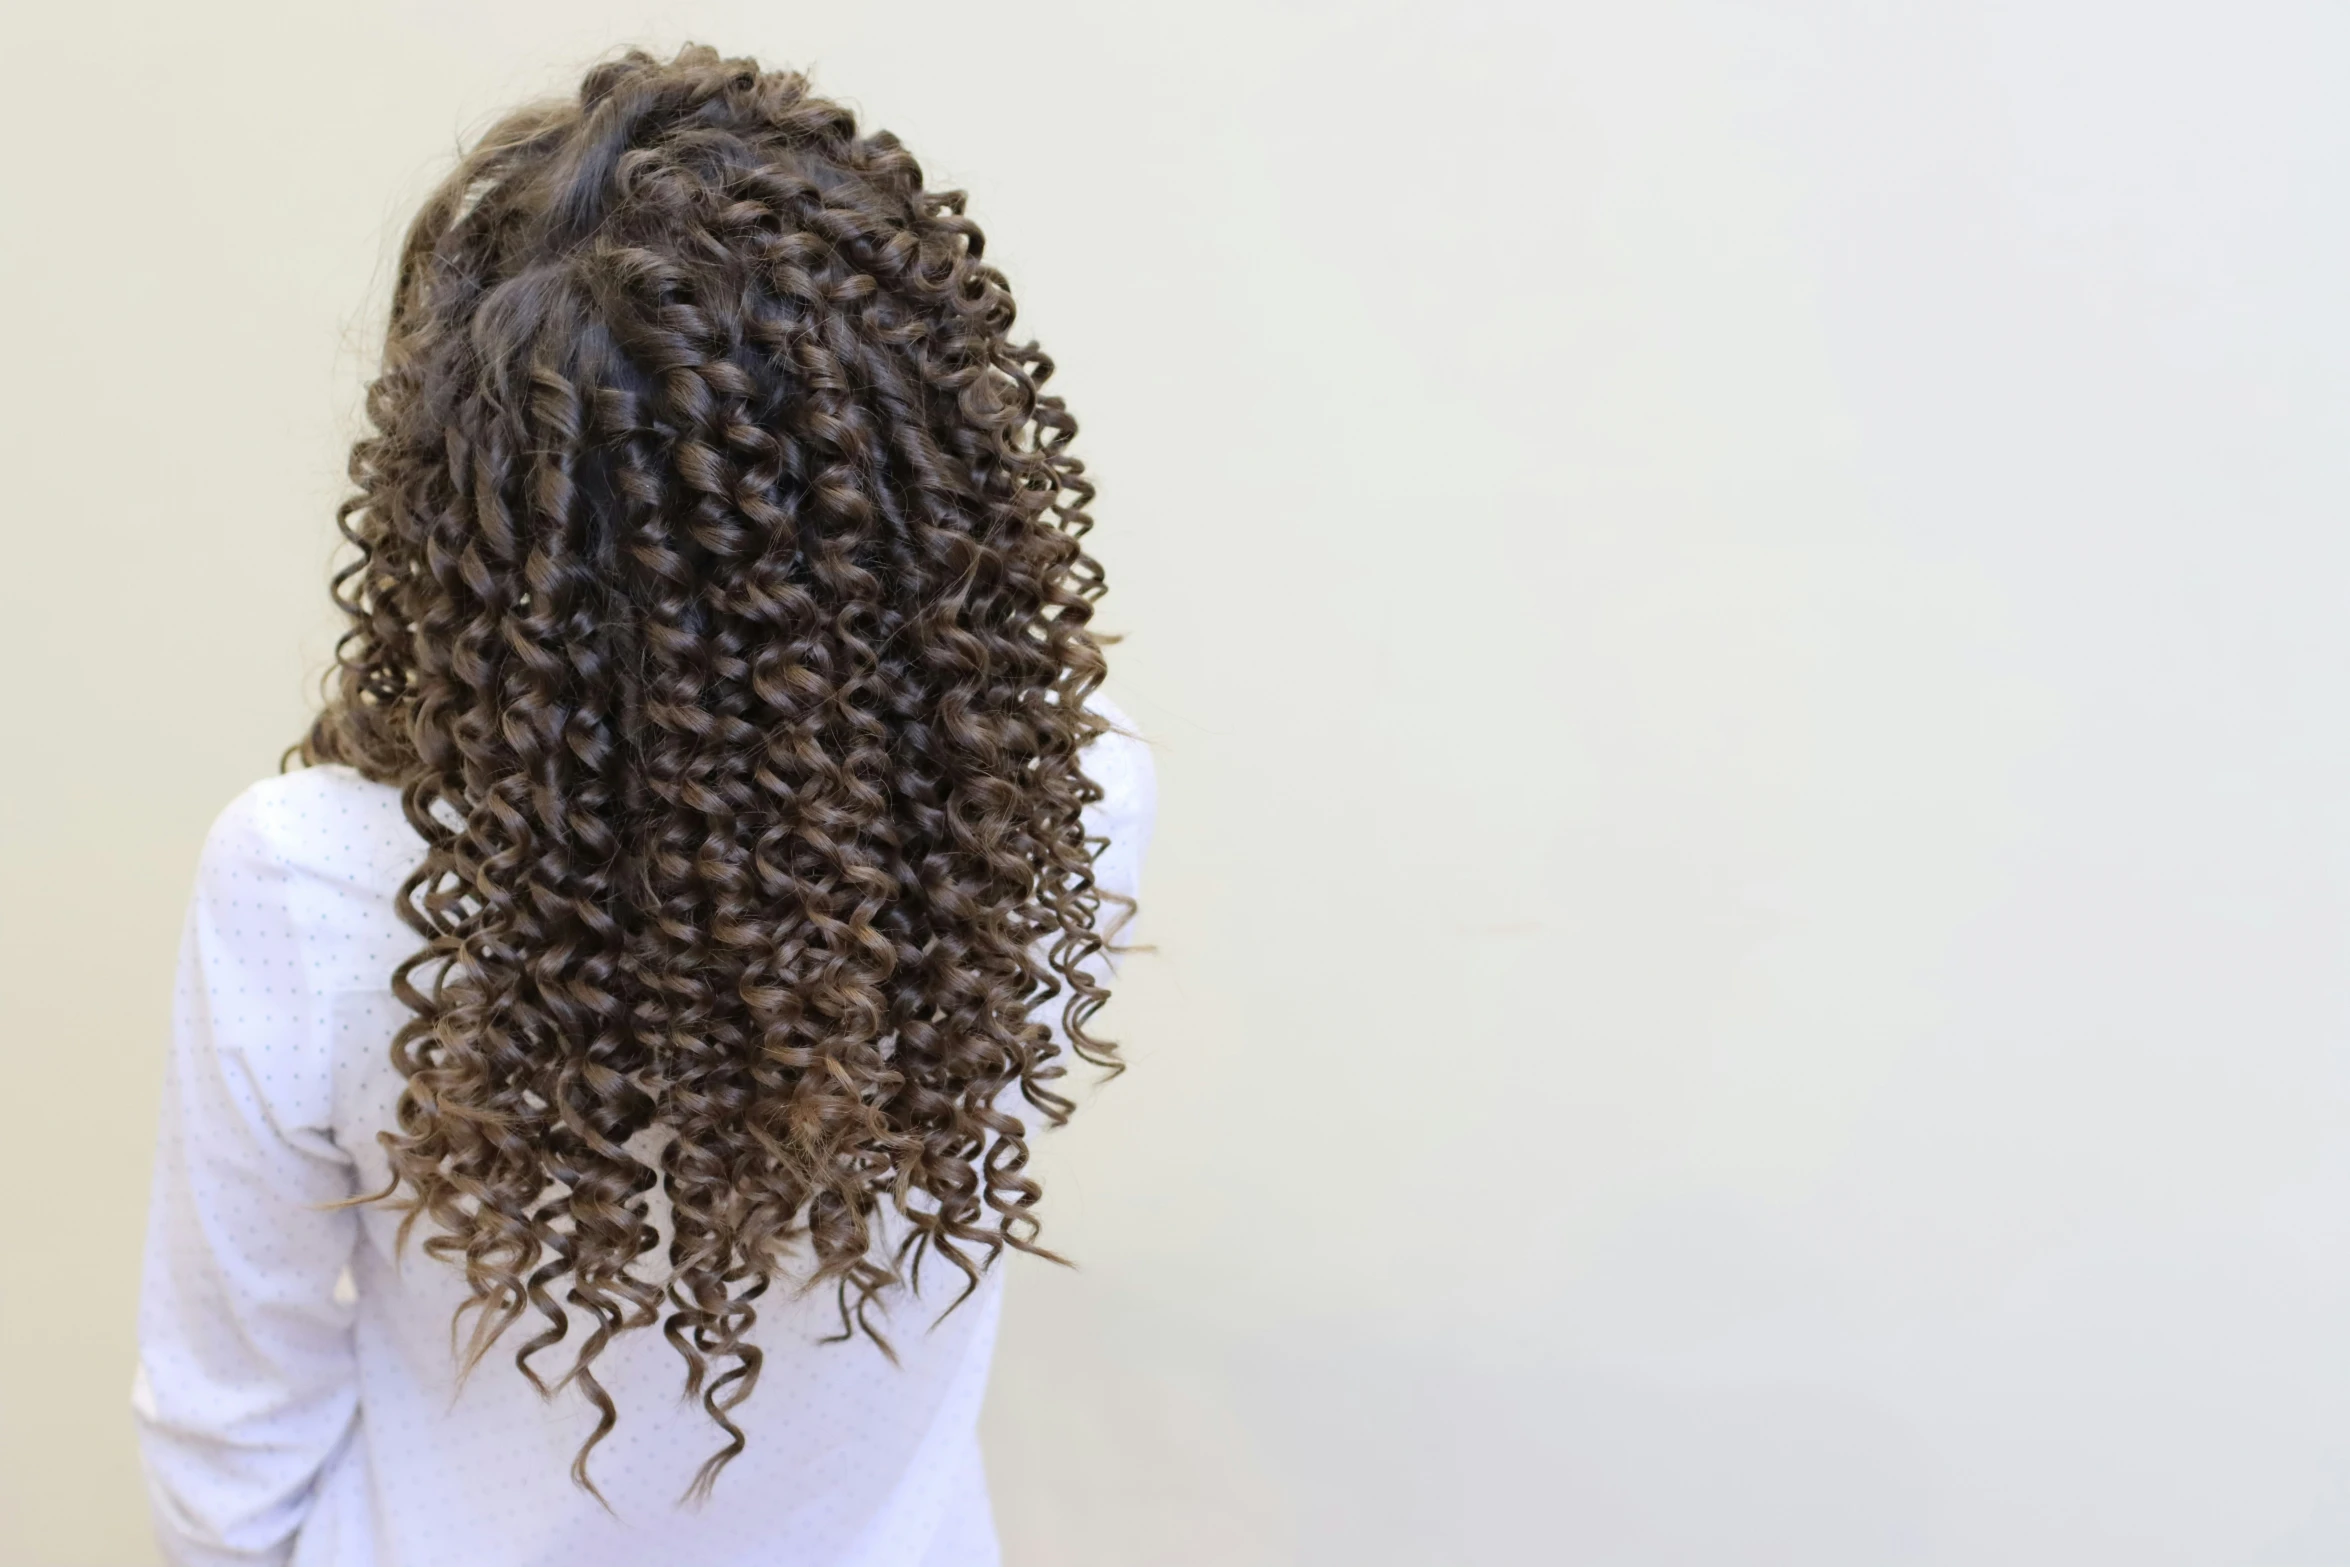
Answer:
[{"left": 297, "top": 44, "right": 1129, "bottom": 1499}]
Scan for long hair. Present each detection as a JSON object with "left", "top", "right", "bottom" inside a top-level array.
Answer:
[{"left": 298, "top": 43, "right": 1127, "bottom": 1499}]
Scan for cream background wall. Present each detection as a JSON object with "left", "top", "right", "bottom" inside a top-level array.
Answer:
[{"left": 4, "top": 3, "right": 2348, "bottom": 1563}]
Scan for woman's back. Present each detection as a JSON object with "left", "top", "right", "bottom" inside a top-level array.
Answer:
[
  {"left": 133, "top": 44, "right": 1155, "bottom": 1566},
  {"left": 137, "top": 699, "right": 1153, "bottom": 1566}
]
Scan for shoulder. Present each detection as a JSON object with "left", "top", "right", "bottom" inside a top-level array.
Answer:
[
  {"left": 1081, "top": 688, "right": 1158, "bottom": 830},
  {"left": 198, "top": 765, "right": 416, "bottom": 902}
]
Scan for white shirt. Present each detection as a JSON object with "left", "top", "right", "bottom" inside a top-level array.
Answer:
[{"left": 134, "top": 698, "right": 1156, "bottom": 1567}]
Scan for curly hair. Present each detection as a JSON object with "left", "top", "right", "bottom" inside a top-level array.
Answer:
[{"left": 296, "top": 43, "right": 1129, "bottom": 1499}]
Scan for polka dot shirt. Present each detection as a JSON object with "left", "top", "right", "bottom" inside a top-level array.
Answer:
[{"left": 133, "top": 696, "right": 1157, "bottom": 1567}]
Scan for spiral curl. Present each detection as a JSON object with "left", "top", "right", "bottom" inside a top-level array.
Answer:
[{"left": 298, "top": 45, "right": 1128, "bottom": 1499}]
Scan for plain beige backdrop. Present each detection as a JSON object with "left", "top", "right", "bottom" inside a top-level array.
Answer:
[{"left": 6, "top": 2, "right": 2350, "bottom": 1563}]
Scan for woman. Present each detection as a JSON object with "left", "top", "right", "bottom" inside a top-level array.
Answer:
[{"left": 134, "top": 43, "right": 1155, "bottom": 1567}]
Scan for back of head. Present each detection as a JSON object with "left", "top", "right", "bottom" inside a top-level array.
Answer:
[{"left": 300, "top": 44, "right": 1124, "bottom": 1496}]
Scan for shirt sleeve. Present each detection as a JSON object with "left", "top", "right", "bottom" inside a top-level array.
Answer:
[{"left": 134, "top": 785, "right": 363, "bottom": 1567}]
